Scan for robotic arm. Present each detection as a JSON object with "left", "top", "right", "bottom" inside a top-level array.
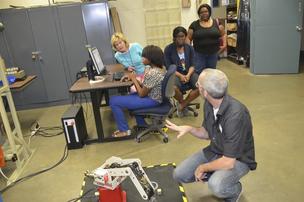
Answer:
[{"left": 86, "top": 156, "right": 156, "bottom": 200}]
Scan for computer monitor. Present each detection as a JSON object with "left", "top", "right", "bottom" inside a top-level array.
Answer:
[{"left": 88, "top": 47, "right": 105, "bottom": 75}]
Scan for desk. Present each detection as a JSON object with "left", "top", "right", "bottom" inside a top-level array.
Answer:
[
  {"left": 9, "top": 75, "right": 37, "bottom": 91},
  {"left": 69, "top": 64, "right": 132, "bottom": 143}
]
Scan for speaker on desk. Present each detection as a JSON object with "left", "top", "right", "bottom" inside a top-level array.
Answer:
[
  {"left": 86, "top": 59, "right": 95, "bottom": 81},
  {"left": 61, "top": 106, "right": 88, "bottom": 150}
]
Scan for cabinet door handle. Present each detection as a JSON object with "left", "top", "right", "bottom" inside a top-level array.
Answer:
[
  {"left": 31, "top": 51, "right": 42, "bottom": 61},
  {"left": 296, "top": 25, "right": 303, "bottom": 31}
]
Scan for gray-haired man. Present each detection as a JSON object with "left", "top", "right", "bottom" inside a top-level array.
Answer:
[{"left": 166, "top": 68, "right": 257, "bottom": 202}]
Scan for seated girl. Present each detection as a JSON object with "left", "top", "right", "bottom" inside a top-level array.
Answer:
[
  {"left": 164, "top": 26, "right": 200, "bottom": 116},
  {"left": 109, "top": 45, "right": 166, "bottom": 137}
]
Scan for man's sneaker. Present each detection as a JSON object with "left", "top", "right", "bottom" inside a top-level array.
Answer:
[{"left": 224, "top": 182, "right": 242, "bottom": 202}]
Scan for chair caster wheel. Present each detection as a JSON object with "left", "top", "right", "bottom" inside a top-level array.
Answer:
[
  {"left": 194, "top": 112, "right": 198, "bottom": 117},
  {"left": 163, "top": 137, "right": 168, "bottom": 143},
  {"left": 136, "top": 138, "right": 141, "bottom": 143},
  {"left": 162, "top": 127, "right": 168, "bottom": 132},
  {"left": 168, "top": 114, "right": 173, "bottom": 119}
]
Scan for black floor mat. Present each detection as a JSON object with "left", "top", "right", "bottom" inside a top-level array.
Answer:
[{"left": 80, "top": 163, "right": 187, "bottom": 202}]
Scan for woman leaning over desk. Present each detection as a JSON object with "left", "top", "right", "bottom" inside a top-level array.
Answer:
[
  {"left": 111, "top": 32, "right": 145, "bottom": 75},
  {"left": 109, "top": 45, "right": 166, "bottom": 137}
]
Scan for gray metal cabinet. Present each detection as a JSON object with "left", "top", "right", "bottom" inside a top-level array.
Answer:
[
  {"left": 250, "top": 0, "right": 303, "bottom": 74},
  {"left": 28, "top": 7, "right": 69, "bottom": 102},
  {"left": 56, "top": 1, "right": 114, "bottom": 85},
  {"left": 82, "top": 2, "right": 115, "bottom": 65},
  {"left": 56, "top": 4, "right": 89, "bottom": 86},
  {"left": 0, "top": 26, "right": 12, "bottom": 68},
  {"left": 0, "top": 9, "right": 48, "bottom": 106},
  {"left": 0, "top": 1, "right": 115, "bottom": 109}
]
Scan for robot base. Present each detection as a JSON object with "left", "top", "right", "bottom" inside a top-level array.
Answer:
[{"left": 98, "top": 186, "right": 126, "bottom": 202}]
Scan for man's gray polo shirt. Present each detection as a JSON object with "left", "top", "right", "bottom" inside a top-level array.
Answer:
[{"left": 202, "top": 95, "right": 257, "bottom": 170}]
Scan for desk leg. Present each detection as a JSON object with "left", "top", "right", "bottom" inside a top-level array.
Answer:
[
  {"left": 105, "top": 90, "right": 109, "bottom": 106},
  {"left": 90, "top": 91, "right": 104, "bottom": 142},
  {"left": 100, "top": 90, "right": 109, "bottom": 107}
]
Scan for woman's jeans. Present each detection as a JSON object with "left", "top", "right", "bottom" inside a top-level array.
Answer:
[
  {"left": 194, "top": 52, "right": 218, "bottom": 74},
  {"left": 109, "top": 93, "right": 159, "bottom": 132},
  {"left": 173, "top": 150, "right": 250, "bottom": 199}
]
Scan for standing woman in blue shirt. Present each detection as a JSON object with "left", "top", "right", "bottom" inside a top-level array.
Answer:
[
  {"left": 187, "top": 4, "right": 226, "bottom": 74},
  {"left": 111, "top": 32, "right": 145, "bottom": 76}
]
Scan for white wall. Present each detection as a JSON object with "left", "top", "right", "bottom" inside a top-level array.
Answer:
[
  {"left": 108, "top": 0, "right": 146, "bottom": 46},
  {"left": 181, "top": 0, "right": 199, "bottom": 29},
  {"left": 110, "top": 0, "right": 211, "bottom": 46},
  {"left": 110, "top": 0, "right": 211, "bottom": 47}
]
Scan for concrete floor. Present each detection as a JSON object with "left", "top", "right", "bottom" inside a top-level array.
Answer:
[{"left": 1, "top": 59, "right": 304, "bottom": 202}]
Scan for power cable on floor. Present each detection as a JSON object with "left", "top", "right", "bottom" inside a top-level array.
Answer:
[
  {"left": 27, "top": 123, "right": 64, "bottom": 147},
  {"left": 0, "top": 168, "right": 9, "bottom": 180},
  {"left": 36, "top": 126, "right": 64, "bottom": 137},
  {"left": 67, "top": 188, "right": 96, "bottom": 202},
  {"left": 0, "top": 144, "right": 68, "bottom": 194}
]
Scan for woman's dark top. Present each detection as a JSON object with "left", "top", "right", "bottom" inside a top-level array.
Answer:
[
  {"left": 164, "top": 43, "right": 195, "bottom": 75},
  {"left": 189, "top": 19, "right": 221, "bottom": 55}
]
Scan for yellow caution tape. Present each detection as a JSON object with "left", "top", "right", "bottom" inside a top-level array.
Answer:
[{"left": 179, "top": 186, "right": 185, "bottom": 192}]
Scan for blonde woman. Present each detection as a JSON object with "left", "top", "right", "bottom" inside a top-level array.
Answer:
[{"left": 111, "top": 32, "right": 145, "bottom": 75}]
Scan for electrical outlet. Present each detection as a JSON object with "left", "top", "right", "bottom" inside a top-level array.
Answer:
[
  {"left": 35, "top": 123, "right": 40, "bottom": 130},
  {"left": 31, "top": 124, "right": 40, "bottom": 136}
]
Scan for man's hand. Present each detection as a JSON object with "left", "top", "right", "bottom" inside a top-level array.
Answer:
[
  {"left": 194, "top": 164, "right": 207, "bottom": 182},
  {"left": 165, "top": 120, "right": 192, "bottom": 139}
]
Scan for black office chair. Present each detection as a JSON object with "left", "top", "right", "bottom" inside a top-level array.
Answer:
[
  {"left": 169, "top": 83, "right": 200, "bottom": 118},
  {"left": 130, "top": 65, "right": 176, "bottom": 143}
]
